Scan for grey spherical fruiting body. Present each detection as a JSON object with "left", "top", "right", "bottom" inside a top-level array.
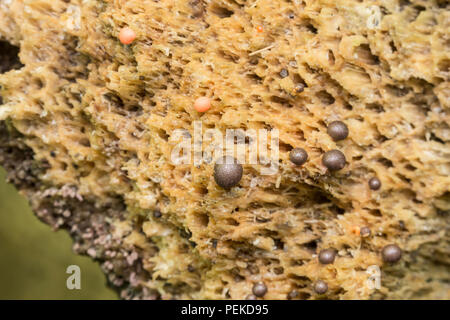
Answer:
[
  {"left": 382, "top": 244, "right": 402, "bottom": 263},
  {"left": 290, "top": 148, "right": 308, "bottom": 165},
  {"left": 252, "top": 282, "right": 268, "bottom": 297},
  {"left": 318, "top": 248, "right": 337, "bottom": 264},
  {"left": 322, "top": 150, "right": 346, "bottom": 171},
  {"left": 368, "top": 177, "right": 381, "bottom": 190},
  {"left": 314, "top": 280, "right": 328, "bottom": 294},
  {"left": 327, "top": 121, "right": 349, "bottom": 141},
  {"left": 213, "top": 156, "right": 243, "bottom": 189}
]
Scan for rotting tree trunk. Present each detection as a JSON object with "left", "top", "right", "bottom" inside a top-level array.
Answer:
[{"left": 0, "top": 0, "right": 449, "bottom": 300}]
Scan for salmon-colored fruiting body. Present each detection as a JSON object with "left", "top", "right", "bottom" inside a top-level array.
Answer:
[
  {"left": 119, "top": 27, "right": 136, "bottom": 45},
  {"left": 194, "top": 97, "right": 211, "bottom": 112}
]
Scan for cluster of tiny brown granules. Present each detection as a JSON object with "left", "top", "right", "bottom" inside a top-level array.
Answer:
[{"left": 0, "top": 0, "right": 448, "bottom": 299}]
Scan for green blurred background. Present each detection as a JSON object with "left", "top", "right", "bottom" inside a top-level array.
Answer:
[{"left": 0, "top": 167, "right": 117, "bottom": 299}]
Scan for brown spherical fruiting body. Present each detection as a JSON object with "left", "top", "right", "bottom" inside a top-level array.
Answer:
[
  {"left": 246, "top": 294, "right": 257, "bottom": 300},
  {"left": 153, "top": 209, "right": 162, "bottom": 218},
  {"left": 252, "top": 282, "right": 267, "bottom": 297},
  {"left": 327, "top": 121, "right": 349, "bottom": 141},
  {"left": 295, "top": 84, "right": 305, "bottom": 93},
  {"left": 322, "top": 150, "right": 346, "bottom": 171},
  {"left": 382, "top": 244, "right": 402, "bottom": 263},
  {"left": 314, "top": 280, "right": 328, "bottom": 294},
  {"left": 289, "top": 148, "right": 308, "bottom": 165},
  {"left": 369, "top": 177, "right": 382, "bottom": 190},
  {"left": 318, "top": 248, "right": 337, "bottom": 264},
  {"left": 213, "top": 156, "right": 243, "bottom": 189},
  {"left": 279, "top": 68, "right": 289, "bottom": 78},
  {"left": 287, "top": 289, "right": 299, "bottom": 299},
  {"left": 360, "top": 227, "right": 371, "bottom": 237}
]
